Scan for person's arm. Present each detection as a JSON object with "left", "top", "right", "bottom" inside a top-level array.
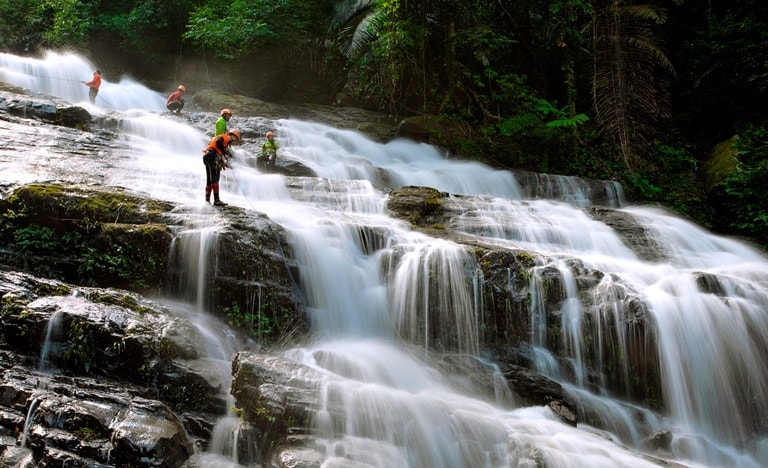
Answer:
[
  {"left": 222, "top": 138, "right": 236, "bottom": 168},
  {"left": 84, "top": 76, "right": 99, "bottom": 88}
]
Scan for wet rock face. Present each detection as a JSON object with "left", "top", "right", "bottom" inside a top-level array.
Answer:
[
  {"left": 0, "top": 263, "right": 303, "bottom": 467},
  {"left": 0, "top": 86, "right": 92, "bottom": 130},
  {"left": 0, "top": 370, "right": 194, "bottom": 467},
  {"left": 0, "top": 271, "right": 219, "bottom": 466},
  {"left": 385, "top": 185, "right": 665, "bottom": 408},
  {"left": 229, "top": 352, "right": 324, "bottom": 464},
  {"left": 0, "top": 182, "right": 309, "bottom": 349},
  {"left": 0, "top": 183, "right": 176, "bottom": 293}
]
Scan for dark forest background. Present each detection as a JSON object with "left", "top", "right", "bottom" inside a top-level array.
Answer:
[{"left": 2, "top": 0, "right": 767, "bottom": 249}]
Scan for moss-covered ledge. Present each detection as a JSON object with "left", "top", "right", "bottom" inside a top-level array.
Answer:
[
  {"left": 0, "top": 183, "right": 176, "bottom": 292},
  {"left": 387, "top": 185, "right": 449, "bottom": 230}
]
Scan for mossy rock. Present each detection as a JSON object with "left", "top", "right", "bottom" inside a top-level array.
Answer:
[
  {"left": 90, "top": 223, "right": 172, "bottom": 290},
  {"left": 55, "top": 105, "right": 92, "bottom": 129},
  {"left": 698, "top": 135, "right": 738, "bottom": 193},
  {"left": 0, "top": 183, "right": 176, "bottom": 292},
  {"left": 5, "top": 183, "right": 174, "bottom": 227},
  {"left": 387, "top": 186, "right": 448, "bottom": 227}
]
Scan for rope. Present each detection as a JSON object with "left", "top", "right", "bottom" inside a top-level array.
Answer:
[{"left": 8, "top": 74, "right": 87, "bottom": 83}]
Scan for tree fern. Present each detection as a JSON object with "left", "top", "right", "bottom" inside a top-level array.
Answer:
[{"left": 590, "top": 0, "right": 676, "bottom": 173}]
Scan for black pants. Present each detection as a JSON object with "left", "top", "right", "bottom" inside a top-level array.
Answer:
[
  {"left": 203, "top": 151, "right": 221, "bottom": 185},
  {"left": 257, "top": 153, "right": 275, "bottom": 169},
  {"left": 167, "top": 100, "right": 184, "bottom": 113},
  {"left": 89, "top": 88, "right": 98, "bottom": 105}
]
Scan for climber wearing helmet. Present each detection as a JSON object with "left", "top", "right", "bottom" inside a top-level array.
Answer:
[
  {"left": 166, "top": 85, "right": 186, "bottom": 114},
  {"left": 202, "top": 129, "right": 243, "bottom": 206},
  {"left": 257, "top": 131, "right": 279, "bottom": 169},
  {"left": 215, "top": 108, "right": 233, "bottom": 136}
]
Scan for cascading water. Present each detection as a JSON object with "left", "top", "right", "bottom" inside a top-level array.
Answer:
[
  {"left": 3, "top": 51, "right": 768, "bottom": 467},
  {"left": 38, "top": 310, "right": 65, "bottom": 374},
  {"left": 0, "top": 51, "right": 165, "bottom": 111}
]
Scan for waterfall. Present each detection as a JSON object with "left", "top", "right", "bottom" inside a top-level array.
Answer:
[
  {"left": 0, "top": 51, "right": 165, "bottom": 111},
  {"left": 38, "top": 310, "right": 65, "bottom": 373},
  {"left": 4, "top": 50, "right": 768, "bottom": 468},
  {"left": 20, "top": 394, "right": 44, "bottom": 448},
  {"left": 621, "top": 207, "right": 768, "bottom": 453}
]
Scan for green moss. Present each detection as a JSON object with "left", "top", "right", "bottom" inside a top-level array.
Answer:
[
  {"left": 33, "top": 282, "right": 71, "bottom": 296},
  {"left": 425, "top": 195, "right": 443, "bottom": 207},
  {"left": 72, "top": 427, "right": 100, "bottom": 442},
  {"left": 699, "top": 136, "right": 738, "bottom": 192},
  {"left": 1, "top": 297, "right": 23, "bottom": 316},
  {"left": 85, "top": 290, "right": 155, "bottom": 314},
  {"left": 63, "top": 320, "right": 95, "bottom": 374},
  {"left": 2, "top": 183, "right": 173, "bottom": 291},
  {"left": 515, "top": 252, "right": 534, "bottom": 263},
  {"left": 12, "top": 183, "right": 173, "bottom": 225}
]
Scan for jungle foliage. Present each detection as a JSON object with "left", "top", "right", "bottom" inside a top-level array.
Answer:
[{"left": 1, "top": 0, "right": 767, "bottom": 249}]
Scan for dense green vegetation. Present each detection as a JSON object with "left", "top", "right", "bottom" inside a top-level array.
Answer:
[
  {"left": 0, "top": 184, "right": 173, "bottom": 291},
  {"left": 1, "top": 0, "right": 767, "bottom": 249}
]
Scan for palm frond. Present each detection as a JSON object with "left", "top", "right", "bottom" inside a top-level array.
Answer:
[
  {"left": 342, "top": 11, "right": 382, "bottom": 59},
  {"left": 329, "top": 0, "right": 382, "bottom": 60},
  {"left": 330, "top": 0, "right": 377, "bottom": 29},
  {"left": 622, "top": 5, "right": 667, "bottom": 24}
]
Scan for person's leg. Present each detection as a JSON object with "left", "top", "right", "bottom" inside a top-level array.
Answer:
[
  {"left": 210, "top": 159, "right": 226, "bottom": 205},
  {"left": 89, "top": 88, "right": 97, "bottom": 104},
  {"left": 167, "top": 101, "right": 182, "bottom": 113},
  {"left": 203, "top": 153, "right": 216, "bottom": 203},
  {"left": 212, "top": 183, "right": 226, "bottom": 206}
]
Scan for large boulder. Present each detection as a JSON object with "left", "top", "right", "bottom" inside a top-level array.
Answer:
[
  {"left": 0, "top": 183, "right": 176, "bottom": 293},
  {"left": 230, "top": 352, "right": 325, "bottom": 464},
  {"left": 0, "top": 271, "right": 241, "bottom": 466},
  {"left": 0, "top": 85, "right": 91, "bottom": 130}
]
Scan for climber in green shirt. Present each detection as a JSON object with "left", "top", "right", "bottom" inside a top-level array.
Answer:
[{"left": 215, "top": 109, "right": 233, "bottom": 136}]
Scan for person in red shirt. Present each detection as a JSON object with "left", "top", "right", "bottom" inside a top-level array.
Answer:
[
  {"left": 166, "top": 85, "right": 186, "bottom": 114},
  {"left": 202, "top": 130, "right": 242, "bottom": 206},
  {"left": 82, "top": 70, "right": 101, "bottom": 105}
]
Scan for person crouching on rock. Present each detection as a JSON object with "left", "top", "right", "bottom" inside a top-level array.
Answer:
[
  {"left": 166, "top": 85, "right": 186, "bottom": 114},
  {"left": 202, "top": 130, "right": 242, "bottom": 206},
  {"left": 257, "top": 131, "right": 279, "bottom": 169}
]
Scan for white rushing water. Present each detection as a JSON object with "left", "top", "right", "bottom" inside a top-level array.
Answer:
[
  {"left": 3, "top": 51, "right": 768, "bottom": 468},
  {"left": 0, "top": 51, "right": 165, "bottom": 111}
]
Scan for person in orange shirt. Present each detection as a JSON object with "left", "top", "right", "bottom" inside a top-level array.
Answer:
[
  {"left": 202, "top": 130, "right": 242, "bottom": 206},
  {"left": 166, "top": 85, "right": 186, "bottom": 114},
  {"left": 82, "top": 70, "right": 101, "bottom": 105}
]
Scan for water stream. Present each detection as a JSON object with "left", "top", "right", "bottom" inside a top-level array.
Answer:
[{"left": 3, "top": 51, "right": 768, "bottom": 467}]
